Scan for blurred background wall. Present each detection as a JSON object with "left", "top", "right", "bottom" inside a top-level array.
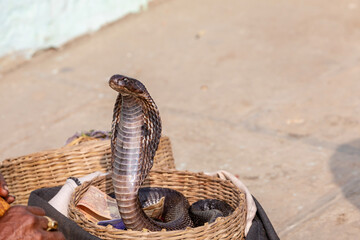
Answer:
[{"left": 0, "top": 0, "right": 151, "bottom": 59}]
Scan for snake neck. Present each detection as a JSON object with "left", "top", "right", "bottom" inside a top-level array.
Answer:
[{"left": 112, "top": 93, "right": 162, "bottom": 231}]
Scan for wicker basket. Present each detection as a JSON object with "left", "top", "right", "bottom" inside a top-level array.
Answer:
[
  {"left": 69, "top": 171, "right": 247, "bottom": 240},
  {"left": 0, "top": 136, "right": 175, "bottom": 205}
]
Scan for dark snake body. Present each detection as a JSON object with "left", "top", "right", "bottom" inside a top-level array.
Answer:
[{"left": 109, "top": 75, "right": 233, "bottom": 231}]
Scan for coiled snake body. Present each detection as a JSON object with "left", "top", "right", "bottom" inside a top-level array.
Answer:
[{"left": 109, "top": 75, "right": 232, "bottom": 231}]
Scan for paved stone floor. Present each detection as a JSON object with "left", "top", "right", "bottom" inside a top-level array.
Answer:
[{"left": 1, "top": 0, "right": 360, "bottom": 239}]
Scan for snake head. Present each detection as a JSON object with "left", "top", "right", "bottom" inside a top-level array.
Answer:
[{"left": 109, "top": 74, "right": 148, "bottom": 96}]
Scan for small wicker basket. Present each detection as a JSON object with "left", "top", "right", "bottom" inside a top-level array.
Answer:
[
  {"left": 0, "top": 136, "right": 175, "bottom": 205},
  {"left": 68, "top": 171, "right": 247, "bottom": 240}
]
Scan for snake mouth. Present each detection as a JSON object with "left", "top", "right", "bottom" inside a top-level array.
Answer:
[
  {"left": 109, "top": 75, "right": 129, "bottom": 93},
  {"left": 109, "top": 74, "right": 147, "bottom": 96}
]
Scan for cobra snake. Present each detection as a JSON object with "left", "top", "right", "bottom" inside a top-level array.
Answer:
[{"left": 109, "top": 75, "right": 233, "bottom": 231}]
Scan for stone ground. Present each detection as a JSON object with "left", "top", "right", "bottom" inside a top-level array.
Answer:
[{"left": 1, "top": 0, "right": 360, "bottom": 239}]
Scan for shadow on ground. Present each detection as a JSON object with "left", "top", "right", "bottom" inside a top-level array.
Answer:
[{"left": 330, "top": 139, "right": 360, "bottom": 210}]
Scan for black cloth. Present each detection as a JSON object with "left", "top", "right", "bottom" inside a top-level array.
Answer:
[
  {"left": 246, "top": 197, "right": 279, "bottom": 240},
  {"left": 28, "top": 187, "right": 279, "bottom": 240},
  {"left": 28, "top": 186, "right": 100, "bottom": 240}
]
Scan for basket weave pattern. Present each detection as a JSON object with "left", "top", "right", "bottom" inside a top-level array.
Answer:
[
  {"left": 69, "top": 171, "right": 246, "bottom": 239},
  {"left": 0, "top": 136, "right": 175, "bottom": 205}
]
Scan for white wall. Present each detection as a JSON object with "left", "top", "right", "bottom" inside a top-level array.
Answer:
[{"left": 0, "top": 0, "right": 150, "bottom": 58}]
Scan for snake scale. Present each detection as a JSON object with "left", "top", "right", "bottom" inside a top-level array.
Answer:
[{"left": 109, "top": 75, "right": 233, "bottom": 231}]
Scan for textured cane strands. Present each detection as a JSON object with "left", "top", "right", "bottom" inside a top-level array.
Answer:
[{"left": 0, "top": 136, "right": 175, "bottom": 205}]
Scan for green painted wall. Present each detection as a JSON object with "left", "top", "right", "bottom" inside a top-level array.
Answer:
[{"left": 0, "top": 0, "right": 150, "bottom": 58}]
